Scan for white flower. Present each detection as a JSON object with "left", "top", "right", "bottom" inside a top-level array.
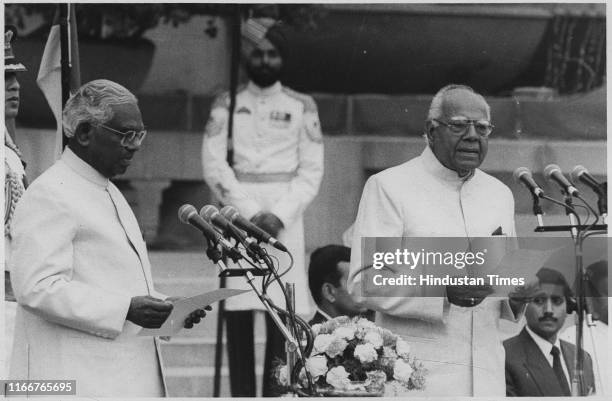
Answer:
[
  {"left": 325, "top": 337, "right": 349, "bottom": 358},
  {"left": 305, "top": 355, "right": 328, "bottom": 378},
  {"left": 364, "top": 330, "right": 384, "bottom": 348},
  {"left": 382, "top": 346, "right": 397, "bottom": 359},
  {"left": 326, "top": 366, "right": 351, "bottom": 389},
  {"left": 354, "top": 343, "right": 378, "bottom": 363},
  {"left": 314, "top": 334, "right": 334, "bottom": 354},
  {"left": 356, "top": 317, "right": 377, "bottom": 330},
  {"left": 334, "top": 326, "right": 356, "bottom": 341},
  {"left": 396, "top": 339, "right": 411, "bottom": 359},
  {"left": 277, "top": 365, "right": 289, "bottom": 386},
  {"left": 311, "top": 323, "right": 322, "bottom": 336},
  {"left": 393, "top": 359, "right": 414, "bottom": 384}
]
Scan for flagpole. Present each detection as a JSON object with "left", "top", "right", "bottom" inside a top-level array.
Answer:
[
  {"left": 59, "top": 3, "right": 71, "bottom": 148},
  {"left": 212, "top": 5, "right": 242, "bottom": 397}
]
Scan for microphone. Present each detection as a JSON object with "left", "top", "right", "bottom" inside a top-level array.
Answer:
[
  {"left": 544, "top": 164, "right": 579, "bottom": 197},
  {"left": 220, "top": 206, "right": 288, "bottom": 252},
  {"left": 513, "top": 167, "right": 545, "bottom": 198},
  {"left": 200, "top": 205, "right": 264, "bottom": 254},
  {"left": 178, "top": 204, "right": 234, "bottom": 250},
  {"left": 571, "top": 165, "right": 604, "bottom": 195}
]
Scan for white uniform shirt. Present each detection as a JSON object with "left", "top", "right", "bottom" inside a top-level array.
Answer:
[
  {"left": 349, "top": 145, "right": 517, "bottom": 396},
  {"left": 202, "top": 81, "right": 323, "bottom": 226}
]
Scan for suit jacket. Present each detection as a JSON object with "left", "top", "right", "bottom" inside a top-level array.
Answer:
[
  {"left": 504, "top": 327, "right": 595, "bottom": 396},
  {"left": 308, "top": 311, "right": 329, "bottom": 326},
  {"left": 9, "top": 149, "right": 167, "bottom": 397}
]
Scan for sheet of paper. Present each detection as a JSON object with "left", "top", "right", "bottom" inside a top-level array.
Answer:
[{"left": 139, "top": 288, "right": 250, "bottom": 336}]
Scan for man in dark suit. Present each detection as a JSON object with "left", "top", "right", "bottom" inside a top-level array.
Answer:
[
  {"left": 504, "top": 267, "right": 595, "bottom": 396},
  {"left": 307, "top": 245, "right": 372, "bottom": 325}
]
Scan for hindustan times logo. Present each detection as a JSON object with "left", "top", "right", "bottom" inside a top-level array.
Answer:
[{"left": 372, "top": 249, "right": 487, "bottom": 270}]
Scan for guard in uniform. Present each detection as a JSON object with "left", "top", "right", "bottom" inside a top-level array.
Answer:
[
  {"left": 202, "top": 18, "right": 324, "bottom": 396},
  {"left": 4, "top": 25, "right": 28, "bottom": 376}
]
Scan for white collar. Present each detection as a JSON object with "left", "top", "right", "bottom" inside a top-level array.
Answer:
[
  {"left": 526, "top": 325, "right": 562, "bottom": 355},
  {"left": 421, "top": 145, "right": 476, "bottom": 184},
  {"left": 61, "top": 147, "right": 109, "bottom": 188},
  {"left": 247, "top": 80, "right": 282, "bottom": 97}
]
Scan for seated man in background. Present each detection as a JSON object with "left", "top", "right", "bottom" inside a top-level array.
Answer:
[
  {"left": 504, "top": 267, "right": 595, "bottom": 396},
  {"left": 561, "top": 260, "right": 608, "bottom": 395},
  {"left": 307, "top": 245, "right": 372, "bottom": 325}
]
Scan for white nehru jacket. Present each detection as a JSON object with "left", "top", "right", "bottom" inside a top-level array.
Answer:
[
  {"left": 349, "top": 145, "right": 517, "bottom": 396},
  {"left": 9, "top": 148, "right": 166, "bottom": 397}
]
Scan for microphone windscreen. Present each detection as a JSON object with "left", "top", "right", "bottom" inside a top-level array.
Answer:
[
  {"left": 543, "top": 164, "right": 561, "bottom": 179},
  {"left": 178, "top": 204, "right": 197, "bottom": 223},
  {"left": 570, "top": 165, "right": 587, "bottom": 183},
  {"left": 513, "top": 167, "right": 531, "bottom": 182},
  {"left": 200, "top": 205, "right": 219, "bottom": 221},
  {"left": 220, "top": 205, "right": 239, "bottom": 221}
]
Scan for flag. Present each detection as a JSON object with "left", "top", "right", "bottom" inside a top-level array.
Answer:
[{"left": 37, "top": 4, "right": 80, "bottom": 159}]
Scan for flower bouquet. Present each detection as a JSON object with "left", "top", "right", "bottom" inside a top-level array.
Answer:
[{"left": 274, "top": 316, "right": 427, "bottom": 396}]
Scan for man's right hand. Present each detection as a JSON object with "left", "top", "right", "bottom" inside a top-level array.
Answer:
[{"left": 126, "top": 296, "right": 174, "bottom": 328}]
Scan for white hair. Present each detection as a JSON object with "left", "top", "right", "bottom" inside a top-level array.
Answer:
[
  {"left": 423, "top": 84, "right": 490, "bottom": 145},
  {"left": 62, "top": 79, "right": 137, "bottom": 138}
]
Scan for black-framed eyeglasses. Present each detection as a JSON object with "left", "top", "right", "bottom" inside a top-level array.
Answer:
[
  {"left": 433, "top": 117, "right": 494, "bottom": 137},
  {"left": 96, "top": 123, "right": 147, "bottom": 147}
]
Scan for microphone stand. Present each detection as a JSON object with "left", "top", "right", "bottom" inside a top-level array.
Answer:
[
  {"left": 534, "top": 194, "right": 606, "bottom": 396},
  {"left": 531, "top": 193, "right": 544, "bottom": 227},
  {"left": 597, "top": 182, "right": 607, "bottom": 223},
  {"left": 202, "top": 240, "right": 314, "bottom": 395},
  {"left": 564, "top": 195, "right": 579, "bottom": 239}
]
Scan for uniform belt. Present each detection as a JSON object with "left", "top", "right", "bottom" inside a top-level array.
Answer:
[{"left": 235, "top": 171, "right": 296, "bottom": 183}]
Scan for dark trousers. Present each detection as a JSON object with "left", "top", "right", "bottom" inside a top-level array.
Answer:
[{"left": 225, "top": 310, "right": 286, "bottom": 397}]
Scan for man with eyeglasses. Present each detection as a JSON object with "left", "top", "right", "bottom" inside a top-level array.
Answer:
[
  {"left": 9, "top": 79, "right": 209, "bottom": 396},
  {"left": 348, "top": 84, "right": 518, "bottom": 396}
]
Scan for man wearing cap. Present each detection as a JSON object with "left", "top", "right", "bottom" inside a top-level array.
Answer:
[
  {"left": 4, "top": 25, "right": 28, "bottom": 376},
  {"left": 202, "top": 17, "right": 324, "bottom": 396}
]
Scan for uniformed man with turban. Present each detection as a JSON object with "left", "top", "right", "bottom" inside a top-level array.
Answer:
[
  {"left": 4, "top": 25, "right": 28, "bottom": 376},
  {"left": 202, "top": 17, "right": 324, "bottom": 396}
]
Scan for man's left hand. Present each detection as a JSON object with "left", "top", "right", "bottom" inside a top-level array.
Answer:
[
  {"left": 251, "top": 212, "right": 284, "bottom": 237},
  {"left": 166, "top": 296, "right": 213, "bottom": 328}
]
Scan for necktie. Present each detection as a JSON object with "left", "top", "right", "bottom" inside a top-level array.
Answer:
[{"left": 551, "top": 345, "right": 571, "bottom": 396}]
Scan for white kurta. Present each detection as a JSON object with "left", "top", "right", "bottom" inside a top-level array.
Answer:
[
  {"left": 202, "top": 81, "right": 324, "bottom": 314},
  {"left": 349, "top": 145, "right": 517, "bottom": 396},
  {"left": 9, "top": 148, "right": 167, "bottom": 397}
]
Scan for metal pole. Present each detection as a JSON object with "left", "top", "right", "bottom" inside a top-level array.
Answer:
[
  {"left": 213, "top": 6, "right": 242, "bottom": 397},
  {"left": 59, "top": 3, "right": 70, "bottom": 149}
]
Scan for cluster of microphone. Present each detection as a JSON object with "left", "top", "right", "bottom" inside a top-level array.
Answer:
[
  {"left": 513, "top": 164, "right": 607, "bottom": 224},
  {"left": 514, "top": 164, "right": 605, "bottom": 199},
  {"left": 178, "top": 204, "right": 288, "bottom": 253}
]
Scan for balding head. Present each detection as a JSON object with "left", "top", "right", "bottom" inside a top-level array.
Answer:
[{"left": 425, "top": 85, "right": 492, "bottom": 176}]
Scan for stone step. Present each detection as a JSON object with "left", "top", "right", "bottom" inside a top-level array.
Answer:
[
  {"left": 160, "top": 337, "right": 266, "bottom": 368},
  {"left": 164, "top": 366, "right": 265, "bottom": 397}
]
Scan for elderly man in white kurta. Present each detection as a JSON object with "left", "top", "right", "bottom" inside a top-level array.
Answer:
[
  {"left": 10, "top": 80, "right": 207, "bottom": 397},
  {"left": 349, "top": 84, "right": 519, "bottom": 396},
  {"left": 202, "top": 18, "right": 323, "bottom": 397}
]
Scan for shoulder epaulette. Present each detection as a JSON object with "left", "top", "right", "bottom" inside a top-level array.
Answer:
[
  {"left": 282, "top": 87, "right": 318, "bottom": 113},
  {"left": 211, "top": 84, "right": 248, "bottom": 109}
]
